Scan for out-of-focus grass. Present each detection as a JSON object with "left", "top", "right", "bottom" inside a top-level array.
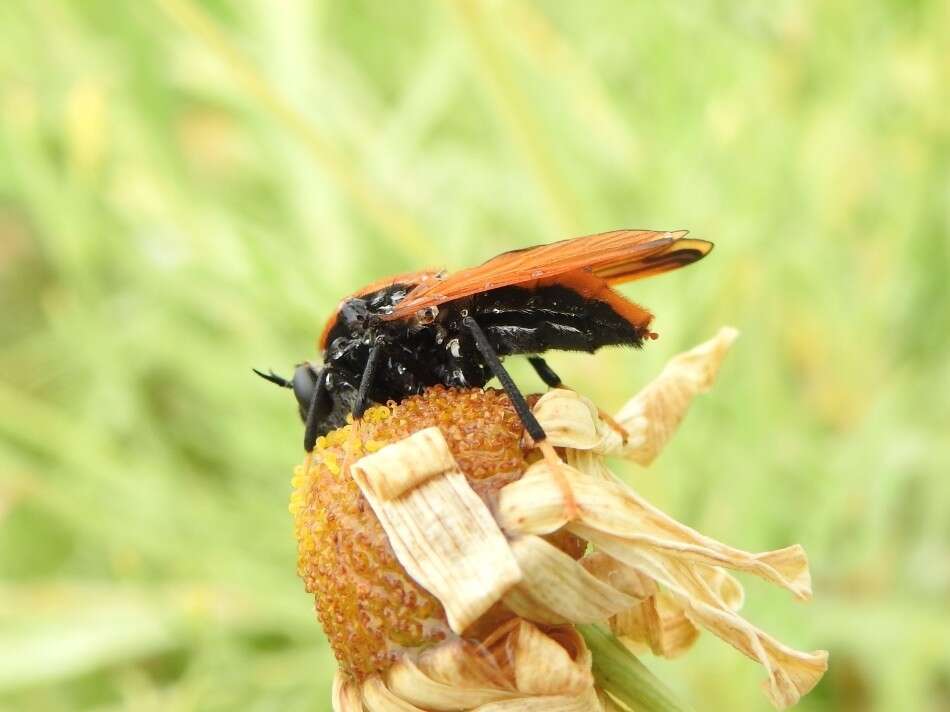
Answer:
[{"left": 1, "top": 1, "right": 948, "bottom": 710}]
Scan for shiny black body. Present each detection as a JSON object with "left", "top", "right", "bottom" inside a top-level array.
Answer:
[{"left": 298, "top": 282, "right": 644, "bottom": 438}]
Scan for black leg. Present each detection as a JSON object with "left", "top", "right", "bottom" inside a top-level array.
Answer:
[
  {"left": 352, "top": 341, "right": 384, "bottom": 420},
  {"left": 303, "top": 368, "right": 330, "bottom": 452},
  {"left": 464, "top": 318, "right": 581, "bottom": 517},
  {"left": 462, "top": 316, "right": 546, "bottom": 444},
  {"left": 528, "top": 356, "right": 562, "bottom": 388},
  {"left": 253, "top": 368, "right": 292, "bottom": 389}
]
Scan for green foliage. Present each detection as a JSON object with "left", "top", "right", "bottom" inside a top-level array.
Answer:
[
  {"left": 581, "top": 624, "right": 693, "bottom": 712},
  {"left": 1, "top": 1, "right": 948, "bottom": 709}
]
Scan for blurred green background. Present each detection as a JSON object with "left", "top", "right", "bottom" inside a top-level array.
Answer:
[{"left": 1, "top": 1, "right": 948, "bottom": 710}]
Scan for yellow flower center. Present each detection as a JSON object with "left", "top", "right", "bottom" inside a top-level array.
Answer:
[{"left": 291, "top": 385, "right": 584, "bottom": 679}]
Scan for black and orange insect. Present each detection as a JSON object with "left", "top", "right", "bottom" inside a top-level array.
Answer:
[{"left": 256, "top": 229, "right": 712, "bottom": 452}]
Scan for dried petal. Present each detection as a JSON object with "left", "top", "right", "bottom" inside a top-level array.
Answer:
[
  {"left": 500, "top": 444, "right": 825, "bottom": 708},
  {"left": 585, "top": 554, "right": 741, "bottom": 660},
  {"left": 580, "top": 551, "right": 657, "bottom": 599},
  {"left": 469, "top": 688, "right": 603, "bottom": 712},
  {"left": 351, "top": 426, "right": 522, "bottom": 634},
  {"left": 497, "top": 461, "right": 574, "bottom": 535},
  {"left": 507, "top": 621, "right": 594, "bottom": 696},
  {"left": 380, "top": 621, "right": 598, "bottom": 710},
  {"left": 362, "top": 675, "right": 428, "bottom": 711},
  {"left": 529, "top": 328, "right": 738, "bottom": 465},
  {"left": 416, "top": 638, "right": 516, "bottom": 692},
  {"left": 506, "top": 460, "right": 812, "bottom": 600},
  {"left": 333, "top": 671, "right": 365, "bottom": 712},
  {"left": 613, "top": 592, "right": 700, "bottom": 659},
  {"left": 504, "top": 536, "right": 637, "bottom": 625},
  {"left": 579, "top": 536, "right": 828, "bottom": 709},
  {"left": 354, "top": 427, "right": 460, "bottom": 499},
  {"left": 611, "top": 326, "right": 739, "bottom": 465},
  {"left": 531, "top": 389, "right": 610, "bottom": 451},
  {"left": 707, "top": 566, "right": 745, "bottom": 611},
  {"left": 386, "top": 657, "right": 521, "bottom": 710}
]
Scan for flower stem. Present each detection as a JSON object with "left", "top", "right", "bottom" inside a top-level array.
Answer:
[{"left": 578, "top": 624, "right": 694, "bottom": 712}]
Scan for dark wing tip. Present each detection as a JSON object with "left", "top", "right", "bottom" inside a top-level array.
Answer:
[{"left": 666, "top": 237, "right": 714, "bottom": 264}]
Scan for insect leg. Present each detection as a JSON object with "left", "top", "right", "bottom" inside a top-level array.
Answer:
[
  {"left": 463, "top": 316, "right": 578, "bottom": 518},
  {"left": 253, "top": 368, "right": 292, "bottom": 389},
  {"left": 527, "top": 356, "right": 562, "bottom": 389},
  {"left": 303, "top": 368, "right": 330, "bottom": 452},
  {"left": 352, "top": 340, "right": 384, "bottom": 421},
  {"left": 462, "top": 316, "right": 546, "bottom": 443}
]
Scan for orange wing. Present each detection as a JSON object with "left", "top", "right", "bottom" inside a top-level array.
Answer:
[{"left": 387, "top": 229, "right": 712, "bottom": 320}]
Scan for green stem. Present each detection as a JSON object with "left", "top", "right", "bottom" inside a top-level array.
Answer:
[{"left": 578, "top": 624, "right": 694, "bottom": 712}]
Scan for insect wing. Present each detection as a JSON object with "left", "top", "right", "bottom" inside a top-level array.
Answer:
[
  {"left": 593, "top": 237, "right": 713, "bottom": 285},
  {"left": 387, "top": 229, "right": 710, "bottom": 319}
]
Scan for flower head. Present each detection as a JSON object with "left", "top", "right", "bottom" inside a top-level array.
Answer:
[{"left": 292, "top": 328, "right": 828, "bottom": 710}]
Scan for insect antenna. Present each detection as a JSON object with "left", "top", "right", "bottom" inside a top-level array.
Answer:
[{"left": 253, "top": 368, "right": 293, "bottom": 389}]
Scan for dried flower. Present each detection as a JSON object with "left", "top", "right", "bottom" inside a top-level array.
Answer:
[{"left": 292, "top": 327, "right": 828, "bottom": 710}]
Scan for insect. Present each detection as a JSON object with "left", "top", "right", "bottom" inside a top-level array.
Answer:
[{"left": 256, "top": 229, "right": 712, "bottom": 453}]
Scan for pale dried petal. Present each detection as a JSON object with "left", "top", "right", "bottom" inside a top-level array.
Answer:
[
  {"left": 333, "top": 671, "right": 364, "bottom": 712},
  {"left": 512, "top": 621, "right": 593, "bottom": 696},
  {"left": 528, "top": 329, "right": 738, "bottom": 465},
  {"left": 497, "top": 460, "right": 574, "bottom": 535},
  {"left": 565, "top": 449, "right": 619, "bottom": 483},
  {"left": 503, "top": 536, "right": 637, "bottom": 625},
  {"left": 588, "top": 556, "right": 741, "bottom": 659},
  {"left": 531, "top": 389, "right": 611, "bottom": 451},
  {"left": 707, "top": 566, "right": 745, "bottom": 611},
  {"left": 381, "top": 621, "right": 599, "bottom": 711},
  {"left": 500, "top": 453, "right": 825, "bottom": 708},
  {"left": 386, "top": 658, "right": 520, "bottom": 710},
  {"left": 351, "top": 426, "right": 522, "bottom": 634},
  {"left": 417, "top": 639, "right": 516, "bottom": 692},
  {"left": 577, "top": 534, "right": 828, "bottom": 710},
  {"left": 580, "top": 551, "right": 657, "bottom": 599},
  {"left": 611, "top": 326, "right": 739, "bottom": 465},
  {"left": 470, "top": 687, "right": 603, "bottom": 712},
  {"left": 353, "top": 426, "right": 459, "bottom": 499},
  {"left": 506, "top": 460, "right": 812, "bottom": 600},
  {"left": 613, "top": 592, "right": 700, "bottom": 658},
  {"left": 613, "top": 567, "right": 743, "bottom": 658},
  {"left": 361, "top": 675, "right": 428, "bottom": 711}
]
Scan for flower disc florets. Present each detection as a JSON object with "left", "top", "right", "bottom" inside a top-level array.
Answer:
[{"left": 291, "top": 386, "right": 584, "bottom": 679}]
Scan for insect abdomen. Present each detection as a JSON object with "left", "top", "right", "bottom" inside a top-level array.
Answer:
[{"left": 470, "top": 285, "right": 644, "bottom": 356}]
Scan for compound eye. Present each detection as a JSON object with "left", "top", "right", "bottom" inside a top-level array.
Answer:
[{"left": 291, "top": 364, "right": 319, "bottom": 420}]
